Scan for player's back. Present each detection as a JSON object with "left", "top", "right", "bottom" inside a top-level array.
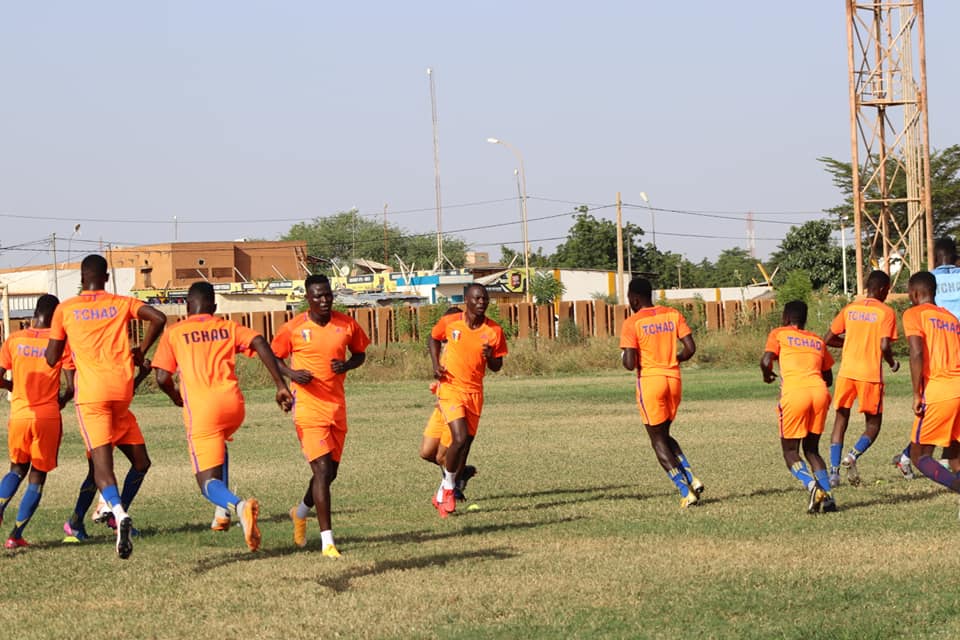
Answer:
[
  {"left": 621, "top": 306, "right": 690, "bottom": 378},
  {"left": 903, "top": 303, "right": 960, "bottom": 402},
  {"left": 160, "top": 314, "right": 251, "bottom": 399},
  {"left": 0, "top": 328, "right": 66, "bottom": 419},
  {"left": 933, "top": 264, "right": 960, "bottom": 320},
  {"left": 766, "top": 326, "right": 832, "bottom": 389},
  {"left": 831, "top": 298, "right": 896, "bottom": 382},
  {"left": 52, "top": 290, "right": 141, "bottom": 403}
]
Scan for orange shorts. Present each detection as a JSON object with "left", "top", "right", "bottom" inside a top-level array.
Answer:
[
  {"left": 636, "top": 376, "right": 681, "bottom": 426},
  {"left": 911, "top": 396, "right": 960, "bottom": 447},
  {"left": 833, "top": 377, "right": 884, "bottom": 414},
  {"left": 7, "top": 416, "right": 62, "bottom": 473},
  {"left": 422, "top": 408, "right": 451, "bottom": 446},
  {"left": 778, "top": 386, "right": 831, "bottom": 439},
  {"left": 75, "top": 401, "right": 144, "bottom": 452},
  {"left": 183, "top": 402, "right": 245, "bottom": 474},
  {"left": 435, "top": 385, "right": 482, "bottom": 437},
  {"left": 296, "top": 421, "right": 347, "bottom": 463}
]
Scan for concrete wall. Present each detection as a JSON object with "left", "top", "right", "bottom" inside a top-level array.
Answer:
[{"left": 0, "top": 267, "right": 136, "bottom": 298}]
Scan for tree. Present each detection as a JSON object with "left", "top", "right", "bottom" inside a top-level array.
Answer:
[
  {"left": 529, "top": 271, "right": 566, "bottom": 305},
  {"left": 705, "top": 247, "right": 759, "bottom": 288},
  {"left": 776, "top": 270, "right": 813, "bottom": 306},
  {"left": 499, "top": 244, "right": 552, "bottom": 268},
  {"left": 551, "top": 207, "right": 644, "bottom": 270},
  {"left": 769, "top": 220, "right": 845, "bottom": 292},
  {"left": 819, "top": 144, "right": 960, "bottom": 238},
  {"left": 283, "top": 210, "right": 468, "bottom": 271}
]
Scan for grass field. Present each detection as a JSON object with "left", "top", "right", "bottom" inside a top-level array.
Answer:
[{"left": 1, "top": 365, "right": 959, "bottom": 639}]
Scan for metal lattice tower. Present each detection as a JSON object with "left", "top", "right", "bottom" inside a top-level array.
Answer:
[{"left": 846, "top": 0, "right": 933, "bottom": 293}]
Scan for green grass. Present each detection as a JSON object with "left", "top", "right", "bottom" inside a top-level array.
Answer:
[{"left": 1, "top": 367, "right": 958, "bottom": 639}]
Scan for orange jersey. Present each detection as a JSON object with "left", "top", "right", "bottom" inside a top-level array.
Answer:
[
  {"left": 902, "top": 303, "right": 960, "bottom": 403},
  {"left": 430, "top": 313, "right": 508, "bottom": 393},
  {"left": 0, "top": 328, "right": 73, "bottom": 420},
  {"left": 271, "top": 311, "right": 370, "bottom": 425},
  {"left": 764, "top": 326, "right": 834, "bottom": 390},
  {"left": 619, "top": 306, "right": 692, "bottom": 379},
  {"left": 152, "top": 314, "right": 261, "bottom": 412},
  {"left": 829, "top": 298, "right": 897, "bottom": 382},
  {"left": 50, "top": 291, "right": 145, "bottom": 404}
]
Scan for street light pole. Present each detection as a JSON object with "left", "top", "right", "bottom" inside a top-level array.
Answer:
[
  {"left": 487, "top": 137, "right": 531, "bottom": 302},
  {"left": 639, "top": 192, "right": 654, "bottom": 249},
  {"left": 840, "top": 214, "right": 849, "bottom": 297}
]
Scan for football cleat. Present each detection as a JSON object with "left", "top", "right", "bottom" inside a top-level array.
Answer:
[
  {"left": 690, "top": 476, "right": 705, "bottom": 497},
  {"left": 820, "top": 495, "right": 838, "bottom": 513},
  {"left": 455, "top": 465, "right": 477, "bottom": 501},
  {"left": 441, "top": 488, "right": 456, "bottom": 516},
  {"left": 210, "top": 506, "right": 231, "bottom": 532},
  {"left": 893, "top": 454, "right": 916, "bottom": 480},
  {"left": 321, "top": 543, "right": 341, "bottom": 558},
  {"left": 116, "top": 516, "right": 134, "bottom": 559},
  {"left": 828, "top": 471, "right": 841, "bottom": 489},
  {"left": 92, "top": 496, "right": 111, "bottom": 525},
  {"left": 239, "top": 498, "right": 261, "bottom": 552},
  {"left": 63, "top": 520, "right": 89, "bottom": 543},
  {"left": 807, "top": 486, "right": 827, "bottom": 514},
  {"left": 679, "top": 492, "right": 699, "bottom": 509},
  {"left": 290, "top": 506, "right": 308, "bottom": 548},
  {"left": 4, "top": 537, "right": 28, "bottom": 549},
  {"left": 842, "top": 454, "right": 861, "bottom": 486}
]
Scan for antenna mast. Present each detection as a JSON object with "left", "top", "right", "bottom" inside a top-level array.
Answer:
[
  {"left": 427, "top": 67, "right": 444, "bottom": 271},
  {"left": 746, "top": 211, "right": 756, "bottom": 259}
]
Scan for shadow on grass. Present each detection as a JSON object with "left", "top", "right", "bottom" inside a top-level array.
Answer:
[
  {"left": 494, "top": 489, "right": 676, "bottom": 512},
  {"left": 481, "top": 483, "right": 636, "bottom": 501},
  {"left": 315, "top": 546, "right": 519, "bottom": 593},
  {"left": 345, "top": 515, "right": 585, "bottom": 546},
  {"left": 838, "top": 487, "right": 946, "bottom": 512},
  {"left": 192, "top": 545, "right": 307, "bottom": 574}
]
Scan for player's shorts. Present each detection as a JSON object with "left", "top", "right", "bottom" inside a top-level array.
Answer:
[
  {"left": 636, "top": 376, "right": 681, "bottom": 427},
  {"left": 435, "top": 384, "right": 482, "bottom": 437},
  {"left": 911, "top": 396, "right": 960, "bottom": 448},
  {"left": 75, "top": 400, "right": 144, "bottom": 451},
  {"left": 296, "top": 420, "right": 347, "bottom": 463},
  {"left": 778, "top": 386, "right": 831, "bottom": 440},
  {"left": 7, "top": 416, "right": 62, "bottom": 473},
  {"left": 183, "top": 402, "right": 245, "bottom": 474},
  {"left": 423, "top": 408, "right": 449, "bottom": 442},
  {"left": 833, "top": 376, "right": 884, "bottom": 414}
]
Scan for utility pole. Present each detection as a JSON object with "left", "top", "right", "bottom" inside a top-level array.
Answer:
[
  {"left": 616, "top": 192, "right": 625, "bottom": 304},
  {"left": 383, "top": 203, "right": 389, "bottom": 265},
  {"left": 427, "top": 67, "right": 444, "bottom": 271},
  {"left": 51, "top": 233, "right": 59, "bottom": 297}
]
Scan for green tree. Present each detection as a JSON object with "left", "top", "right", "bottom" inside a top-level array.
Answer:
[
  {"left": 776, "top": 270, "right": 813, "bottom": 306},
  {"left": 529, "top": 271, "right": 566, "bottom": 304},
  {"left": 769, "top": 220, "right": 845, "bottom": 292},
  {"left": 705, "top": 247, "right": 759, "bottom": 287},
  {"left": 283, "top": 209, "right": 468, "bottom": 270},
  {"left": 499, "top": 244, "right": 552, "bottom": 268},
  {"left": 551, "top": 207, "right": 644, "bottom": 270},
  {"left": 819, "top": 145, "right": 960, "bottom": 237}
]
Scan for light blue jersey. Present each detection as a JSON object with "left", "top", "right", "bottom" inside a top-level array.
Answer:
[{"left": 933, "top": 264, "right": 960, "bottom": 320}]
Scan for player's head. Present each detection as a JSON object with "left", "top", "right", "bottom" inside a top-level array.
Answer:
[
  {"left": 80, "top": 254, "right": 109, "bottom": 289},
  {"left": 33, "top": 294, "right": 59, "bottom": 328},
  {"left": 627, "top": 277, "right": 653, "bottom": 311},
  {"left": 304, "top": 274, "right": 333, "bottom": 317},
  {"left": 781, "top": 300, "right": 808, "bottom": 329},
  {"left": 864, "top": 269, "right": 891, "bottom": 300},
  {"left": 463, "top": 284, "right": 489, "bottom": 318},
  {"left": 934, "top": 237, "right": 958, "bottom": 267},
  {"left": 186, "top": 281, "right": 216, "bottom": 315},
  {"left": 908, "top": 270, "right": 937, "bottom": 306}
]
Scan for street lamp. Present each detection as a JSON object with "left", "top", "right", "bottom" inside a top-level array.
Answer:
[
  {"left": 66, "top": 223, "right": 81, "bottom": 267},
  {"left": 487, "top": 137, "right": 531, "bottom": 303},
  {"left": 639, "top": 192, "right": 654, "bottom": 249}
]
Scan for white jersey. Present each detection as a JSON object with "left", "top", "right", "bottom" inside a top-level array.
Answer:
[{"left": 933, "top": 264, "right": 960, "bottom": 320}]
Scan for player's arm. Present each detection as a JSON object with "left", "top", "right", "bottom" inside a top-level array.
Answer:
[
  {"left": 331, "top": 350, "right": 365, "bottom": 374},
  {"left": 45, "top": 339, "right": 66, "bottom": 368},
  {"left": 132, "top": 305, "right": 167, "bottom": 366},
  {"left": 677, "top": 334, "right": 696, "bottom": 362},
  {"left": 821, "top": 366, "right": 833, "bottom": 387},
  {"left": 907, "top": 335, "right": 925, "bottom": 416},
  {"left": 250, "top": 335, "right": 293, "bottom": 412},
  {"left": 621, "top": 348, "right": 637, "bottom": 371},
  {"left": 0, "top": 366, "right": 10, "bottom": 392},
  {"left": 880, "top": 337, "right": 899, "bottom": 372},
  {"left": 760, "top": 351, "right": 777, "bottom": 384},
  {"left": 59, "top": 369, "right": 75, "bottom": 409},
  {"left": 483, "top": 344, "right": 503, "bottom": 372},
  {"left": 154, "top": 368, "right": 183, "bottom": 407},
  {"left": 429, "top": 336, "right": 446, "bottom": 380},
  {"left": 823, "top": 330, "right": 844, "bottom": 348}
]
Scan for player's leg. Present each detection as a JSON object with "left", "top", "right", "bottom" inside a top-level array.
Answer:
[
  {"left": 6, "top": 467, "right": 46, "bottom": 547},
  {"left": 454, "top": 435, "right": 476, "bottom": 501},
  {"left": 64, "top": 457, "right": 96, "bottom": 541},
  {"left": 0, "top": 462, "right": 29, "bottom": 525},
  {"left": 0, "top": 418, "right": 32, "bottom": 523},
  {"left": 115, "top": 443, "right": 151, "bottom": 511},
  {"left": 436, "top": 418, "right": 468, "bottom": 516},
  {"left": 196, "top": 456, "right": 258, "bottom": 551},
  {"left": 645, "top": 421, "right": 695, "bottom": 507},
  {"left": 309, "top": 452, "right": 341, "bottom": 556},
  {"left": 829, "top": 407, "right": 851, "bottom": 485},
  {"left": 419, "top": 436, "right": 442, "bottom": 465},
  {"left": 910, "top": 400, "right": 960, "bottom": 491}
]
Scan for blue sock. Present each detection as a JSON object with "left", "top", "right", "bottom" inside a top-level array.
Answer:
[
  {"left": 902, "top": 443, "right": 912, "bottom": 458},
  {"left": 101, "top": 484, "right": 122, "bottom": 509},
  {"left": 0, "top": 471, "right": 23, "bottom": 513},
  {"left": 829, "top": 443, "right": 843, "bottom": 470},
  {"left": 201, "top": 479, "right": 241, "bottom": 511},
  {"left": 69, "top": 474, "right": 97, "bottom": 527},
  {"left": 675, "top": 453, "right": 695, "bottom": 484},
  {"left": 120, "top": 468, "right": 147, "bottom": 510},
  {"left": 814, "top": 469, "right": 832, "bottom": 493},
  {"left": 916, "top": 456, "right": 960, "bottom": 492},
  {"left": 789, "top": 461, "right": 815, "bottom": 490},
  {"left": 666, "top": 467, "right": 690, "bottom": 497},
  {"left": 851, "top": 435, "right": 873, "bottom": 458},
  {"left": 10, "top": 483, "right": 42, "bottom": 539}
]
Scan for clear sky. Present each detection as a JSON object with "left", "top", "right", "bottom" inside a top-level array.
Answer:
[{"left": 1, "top": 1, "right": 957, "bottom": 270}]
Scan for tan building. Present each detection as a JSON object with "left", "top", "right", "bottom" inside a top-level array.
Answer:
[{"left": 119, "top": 240, "right": 309, "bottom": 290}]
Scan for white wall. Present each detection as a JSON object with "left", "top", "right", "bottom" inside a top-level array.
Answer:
[{"left": 0, "top": 267, "right": 136, "bottom": 297}]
